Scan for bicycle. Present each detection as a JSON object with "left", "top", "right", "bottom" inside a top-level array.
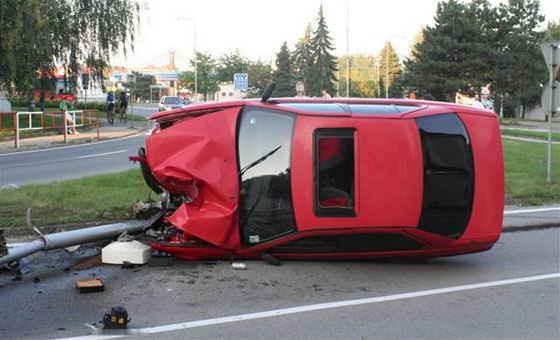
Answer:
[
  {"left": 106, "top": 102, "right": 115, "bottom": 125},
  {"left": 118, "top": 105, "right": 128, "bottom": 124}
]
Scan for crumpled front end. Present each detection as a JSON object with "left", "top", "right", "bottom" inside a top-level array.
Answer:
[{"left": 139, "top": 107, "right": 242, "bottom": 254}]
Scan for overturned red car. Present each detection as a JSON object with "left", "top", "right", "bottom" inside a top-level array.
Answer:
[{"left": 133, "top": 85, "right": 504, "bottom": 261}]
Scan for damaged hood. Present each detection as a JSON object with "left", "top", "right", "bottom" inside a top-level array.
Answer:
[{"left": 146, "top": 107, "right": 242, "bottom": 249}]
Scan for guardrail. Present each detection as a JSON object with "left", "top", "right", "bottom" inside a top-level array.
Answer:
[{"left": 0, "top": 110, "right": 99, "bottom": 149}]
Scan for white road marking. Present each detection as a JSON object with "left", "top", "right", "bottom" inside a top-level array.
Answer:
[
  {"left": 78, "top": 150, "right": 127, "bottom": 159},
  {"left": 61, "top": 273, "right": 560, "bottom": 339},
  {"left": 504, "top": 207, "right": 560, "bottom": 215}
]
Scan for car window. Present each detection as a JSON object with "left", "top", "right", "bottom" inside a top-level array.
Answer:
[
  {"left": 164, "top": 97, "right": 182, "bottom": 104},
  {"left": 238, "top": 107, "right": 297, "bottom": 246},
  {"left": 314, "top": 129, "right": 356, "bottom": 217}
]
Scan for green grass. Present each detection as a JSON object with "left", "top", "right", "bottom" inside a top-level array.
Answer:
[
  {"left": 501, "top": 128, "right": 560, "bottom": 142},
  {"left": 0, "top": 139, "right": 558, "bottom": 230},
  {"left": 503, "top": 139, "right": 560, "bottom": 205},
  {"left": 0, "top": 169, "right": 153, "bottom": 229}
]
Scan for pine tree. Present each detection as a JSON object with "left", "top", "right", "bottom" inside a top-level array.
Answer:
[
  {"left": 292, "top": 23, "right": 313, "bottom": 87},
  {"left": 494, "top": 0, "right": 546, "bottom": 116},
  {"left": 307, "top": 5, "right": 338, "bottom": 97},
  {"left": 405, "top": 0, "right": 496, "bottom": 101},
  {"left": 273, "top": 42, "right": 296, "bottom": 97},
  {"left": 379, "top": 42, "right": 402, "bottom": 98}
]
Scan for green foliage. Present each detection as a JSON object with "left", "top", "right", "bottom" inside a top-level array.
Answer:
[
  {"left": 543, "top": 20, "right": 560, "bottom": 41},
  {"left": 129, "top": 71, "right": 155, "bottom": 102},
  {"left": 405, "top": 0, "right": 547, "bottom": 109},
  {"left": 245, "top": 59, "right": 273, "bottom": 98},
  {"left": 216, "top": 49, "right": 250, "bottom": 83},
  {"left": 379, "top": 42, "right": 402, "bottom": 98},
  {"left": 272, "top": 42, "right": 295, "bottom": 97},
  {"left": 493, "top": 0, "right": 546, "bottom": 115},
  {"left": 0, "top": 0, "right": 141, "bottom": 98},
  {"left": 307, "top": 5, "right": 338, "bottom": 97},
  {"left": 178, "top": 51, "right": 220, "bottom": 101},
  {"left": 338, "top": 54, "right": 379, "bottom": 98},
  {"left": 292, "top": 23, "right": 313, "bottom": 84},
  {"left": 405, "top": 0, "right": 498, "bottom": 101}
]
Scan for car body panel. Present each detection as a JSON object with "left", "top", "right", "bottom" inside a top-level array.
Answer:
[{"left": 139, "top": 97, "right": 504, "bottom": 261}]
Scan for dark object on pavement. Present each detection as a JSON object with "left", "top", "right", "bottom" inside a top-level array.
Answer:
[
  {"left": 103, "top": 306, "right": 130, "bottom": 329},
  {"left": 261, "top": 253, "right": 282, "bottom": 266},
  {"left": 148, "top": 250, "right": 173, "bottom": 267}
]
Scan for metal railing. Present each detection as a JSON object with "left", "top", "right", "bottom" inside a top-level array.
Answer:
[{"left": 0, "top": 110, "right": 99, "bottom": 149}]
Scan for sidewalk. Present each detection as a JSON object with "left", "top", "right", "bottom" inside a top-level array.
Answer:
[{"left": 0, "top": 121, "right": 151, "bottom": 154}]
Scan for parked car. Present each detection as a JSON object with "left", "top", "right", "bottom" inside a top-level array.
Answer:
[
  {"left": 132, "top": 83, "right": 504, "bottom": 262},
  {"left": 158, "top": 96, "right": 186, "bottom": 111}
]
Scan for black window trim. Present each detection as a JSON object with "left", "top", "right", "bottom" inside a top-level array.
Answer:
[{"left": 313, "top": 128, "right": 356, "bottom": 217}]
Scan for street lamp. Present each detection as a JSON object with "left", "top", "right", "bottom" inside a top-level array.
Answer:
[{"left": 177, "top": 17, "right": 197, "bottom": 102}]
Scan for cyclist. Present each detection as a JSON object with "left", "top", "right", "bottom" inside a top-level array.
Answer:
[
  {"left": 119, "top": 91, "right": 128, "bottom": 113},
  {"left": 106, "top": 91, "right": 115, "bottom": 124},
  {"left": 118, "top": 91, "right": 128, "bottom": 123}
]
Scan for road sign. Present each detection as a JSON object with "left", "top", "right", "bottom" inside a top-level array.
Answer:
[
  {"left": 234, "top": 73, "right": 248, "bottom": 90},
  {"left": 540, "top": 41, "right": 560, "bottom": 79},
  {"left": 126, "top": 74, "right": 136, "bottom": 84},
  {"left": 541, "top": 81, "right": 560, "bottom": 118}
]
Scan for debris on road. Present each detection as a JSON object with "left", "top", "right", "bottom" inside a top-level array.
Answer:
[
  {"left": 76, "top": 278, "right": 104, "bottom": 294},
  {"left": 102, "top": 306, "right": 130, "bottom": 329},
  {"left": 232, "top": 262, "right": 247, "bottom": 270},
  {"left": 101, "top": 239, "right": 151, "bottom": 265}
]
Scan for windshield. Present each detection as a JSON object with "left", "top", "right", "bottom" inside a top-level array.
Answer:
[
  {"left": 238, "top": 107, "right": 296, "bottom": 246},
  {"left": 163, "top": 96, "right": 182, "bottom": 104}
]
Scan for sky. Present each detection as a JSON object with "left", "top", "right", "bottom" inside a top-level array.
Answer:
[{"left": 113, "top": 0, "right": 560, "bottom": 69}]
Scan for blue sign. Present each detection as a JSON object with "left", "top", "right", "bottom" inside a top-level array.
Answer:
[{"left": 234, "top": 73, "right": 249, "bottom": 90}]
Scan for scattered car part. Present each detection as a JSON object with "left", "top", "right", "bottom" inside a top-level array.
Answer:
[
  {"left": 103, "top": 306, "right": 130, "bottom": 329},
  {"left": 76, "top": 278, "right": 104, "bottom": 294}
]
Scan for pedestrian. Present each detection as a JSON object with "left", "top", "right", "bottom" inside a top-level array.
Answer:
[
  {"left": 471, "top": 95, "right": 485, "bottom": 109},
  {"left": 322, "top": 89, "right": 332, "bottom": 98},
  {"left": 481, "top": 89, "right": 494, "bottom": 111},
  {"left": 59, "top": 99, "right": 78, "bottom": 134},
  {"left": 39, "top": 91, "right": 45, "bottom": 112}
]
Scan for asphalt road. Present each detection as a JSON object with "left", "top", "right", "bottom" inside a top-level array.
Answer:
[
  {"left": 0, "top": 227, "right": 558, "bottom": 339},
  {"left": 0, "top": 134, "right": 148, "bottom": 187}
]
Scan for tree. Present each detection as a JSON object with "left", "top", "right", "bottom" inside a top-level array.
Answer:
[
  {"left": 379, "top": 42, "right": 402, "bottom": 98},
  {"left": 0, "top": 0, "right": 141, "bottom": 97},
  {"left": 405, "top": 0, "right": 497, "bottom": 101},
  {"left": 129, "top": 71, "right": 155, "bottom": 103},
  {"left": 292, "top": 23, "right": 313, "bottom": 86},
  {"left": 245, "top": 59, "right": 273, "bottom": 98},
  {"left": 493, "top": 0, "right": 545, "bottom": 117},
  {"left": 216, "top": 49, "right": 249, "bottom": 83},
  {"left": 272, "top": 42, "right": 295, "bottom": 97},
  {"left": 338, "top": 54, "right": 378, "bottom": 98},
  {"left": 179, "top": 52, "right": 220, "bottom": 101},
  {"left": 307, "top": 5, "right": 338, "bottom": 97},
  {"left": 543, "top": 20, "right": 560, "bottom": 41}
]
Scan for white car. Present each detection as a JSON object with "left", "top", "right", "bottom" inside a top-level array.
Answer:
[{"left": 158, "top": 96, "right": 186, "bottom": 111}]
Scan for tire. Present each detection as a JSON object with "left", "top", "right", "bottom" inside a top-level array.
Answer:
[{"left": 107, "top": 107, "right": 114, "bottom": 125}]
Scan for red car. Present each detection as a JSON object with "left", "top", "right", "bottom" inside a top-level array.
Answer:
[{"left": 133, "top": 85, "right": 504, "bottom": 261}]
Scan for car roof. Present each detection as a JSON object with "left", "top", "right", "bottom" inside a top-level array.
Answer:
[{"left": 150, "top": 97, "right": 496, "bottom": 123}]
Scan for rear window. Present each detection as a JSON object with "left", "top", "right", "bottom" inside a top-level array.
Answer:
[{"left": 163, "top": 97, "right": 182, "bottom": 104}]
